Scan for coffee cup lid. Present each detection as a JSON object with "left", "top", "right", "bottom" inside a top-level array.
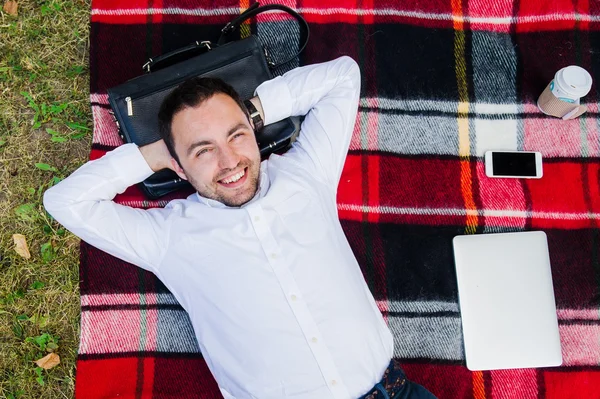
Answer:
[{"left": 556, "top": 66, "right": 593, "bottom": 98}]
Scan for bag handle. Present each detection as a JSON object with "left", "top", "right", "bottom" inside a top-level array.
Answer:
[
  {"left": 143, "top": 41, "right": 213, "bottom": 73},
  {"left": 217, "top": 2, "right": 310, "bottom": 69},
  {"left": 143, "top": 3, "right": 309, "bottom": 73}
]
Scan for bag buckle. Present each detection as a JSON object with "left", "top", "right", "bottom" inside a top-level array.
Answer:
[
  {"left": 142, "top": 58, "right": 153, "bottom": 73},
  {"left": 221, "top": 22, "right": 235, "bottom": 35},
  {"left": 196, "top": 41, "right": 212, "bottom": 50},
  {"left": 263, "top": 46, "right": 275, "bottom": 68}
]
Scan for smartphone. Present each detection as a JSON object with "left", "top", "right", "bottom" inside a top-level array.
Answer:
[{"left": 484, "top": 151, "right": 543, "bottom": 179}]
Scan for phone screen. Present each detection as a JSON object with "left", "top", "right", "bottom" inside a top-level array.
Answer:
[{"left": 492, "top": 152, "right": 537, "bottom": 177}]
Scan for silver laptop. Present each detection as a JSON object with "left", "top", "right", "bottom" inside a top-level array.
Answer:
[{"left": 452, "top": 231, "right": 562, "bottom": 371}]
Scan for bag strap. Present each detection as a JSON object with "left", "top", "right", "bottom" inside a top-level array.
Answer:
[{"left": 217, "top": 2, "right": 310, "bottom": 69}]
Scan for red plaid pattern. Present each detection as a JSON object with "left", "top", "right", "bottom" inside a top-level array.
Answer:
[{"left": 78, "top": 0, "right": 600, "bottom": 398}]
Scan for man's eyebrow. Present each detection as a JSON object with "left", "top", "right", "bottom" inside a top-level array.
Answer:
[
  {"left": 186, "top": 139, "right": 211, "bottom": 157},
  {"left": 186, "top": 123, "right": 248, "bottom": 157},
  {"left": 226, "top": 123, "right": 249, "bottom": 138}
]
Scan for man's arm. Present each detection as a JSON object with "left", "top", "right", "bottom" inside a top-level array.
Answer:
[
  {"left": 254, "top": 56, "right": 361, "bottom": 186},
  {"left": 43, "top": 142, "right": 174, "bottom": 272}
]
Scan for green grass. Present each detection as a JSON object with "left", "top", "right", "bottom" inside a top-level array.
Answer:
[{"left": 0, "top": 0, "right": 91, "bottom": 397}]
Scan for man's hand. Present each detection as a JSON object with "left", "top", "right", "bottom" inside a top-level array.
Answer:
[{"left": 139, "top": 139, "right": 174, "bottom": 172}]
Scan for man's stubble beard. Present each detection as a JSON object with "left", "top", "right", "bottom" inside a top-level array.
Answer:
[{"left": 185, "top": 161, "right": 261, "bottom": 207}]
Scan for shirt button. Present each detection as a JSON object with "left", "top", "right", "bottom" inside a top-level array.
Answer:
[
  {"left": 311, "top": 337, "right": 318, "bottom": 343},
  {"left": 331, "top": 380, "right": 337, "bottom": 386},
  {"left": 254, "top": 215, "right": 260, "bottom": 222},
  {"left": 270, "top": 253, "right": 277, "bottom": 259},
  {"left": 290, "top": 294, "right": 297, "bottom": 301}
]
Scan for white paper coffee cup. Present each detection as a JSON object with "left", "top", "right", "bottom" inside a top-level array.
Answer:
[
  {"left": 551, "top": 66, "right": 592, "bottom": 103},
  {"left": 537, "top": 66, "right": 592, "bottom": 119}
]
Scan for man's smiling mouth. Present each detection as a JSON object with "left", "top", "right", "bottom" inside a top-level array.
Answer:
[{"left": 218, "top": 167, "right": 248, "bottom": 188}]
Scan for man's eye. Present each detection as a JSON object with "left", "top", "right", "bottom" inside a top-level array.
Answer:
[
  {"left": 196, "top": 148, "right": 209, "bottom": 157},
  {"left": 233, "top": 132, "right": 244, "bottom": 139}
]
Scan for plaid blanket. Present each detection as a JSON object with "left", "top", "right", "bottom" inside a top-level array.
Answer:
[{"left": 79, "top": 0, "right": 600, "bottom": 398}]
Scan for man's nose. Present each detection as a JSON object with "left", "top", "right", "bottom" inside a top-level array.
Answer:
[{"left": 218, "top": 145, "right": 240, "bottom": 170}]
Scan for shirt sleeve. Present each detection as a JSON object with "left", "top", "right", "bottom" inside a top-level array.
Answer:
[
  {"left": 254, "top": 56, "right": 361, "bottom": 187},
  {"left": 43, "top": 143, "right": 172, "bottom": 272}
]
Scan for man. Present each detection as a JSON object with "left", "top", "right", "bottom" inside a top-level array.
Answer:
[{"left": 44, "top": 57, "right": 436, "bottom": 399}]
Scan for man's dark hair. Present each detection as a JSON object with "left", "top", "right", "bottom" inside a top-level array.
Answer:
[{"left": 158, "top": 77, "right": 248, "bottom": 166}]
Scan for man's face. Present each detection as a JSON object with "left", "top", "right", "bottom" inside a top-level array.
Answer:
[{"left": 170, "top": 93, "right": 261, "bottom": 207}]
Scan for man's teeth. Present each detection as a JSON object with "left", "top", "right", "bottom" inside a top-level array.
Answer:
[{"left": 221, "top": 169, "right": 245, "bottom": 184}]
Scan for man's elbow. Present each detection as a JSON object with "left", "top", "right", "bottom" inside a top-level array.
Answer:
[
  {"left": 339, "top": 55, "right": 359, "bottom": 74},
  {"left": 43, "top": 186, "right": 65, "bottom": 222},
  {"left": 337, "top": 55, "right": 361, "bottom": 90}
]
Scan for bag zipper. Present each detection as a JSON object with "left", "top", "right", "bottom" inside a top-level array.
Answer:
[{"left": 126, "top": 97, "right": 133, "bottom": 116}]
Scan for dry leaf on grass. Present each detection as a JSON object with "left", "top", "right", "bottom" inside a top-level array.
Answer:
[
  {"left": 34, "top": 352, "right": 60, "bottom": 369},
  {"left": 13, "top": 234, "right": 31, "bottom": 259},
  {"left": 3, "top": 0, "right": 18, "bottom": 16}
]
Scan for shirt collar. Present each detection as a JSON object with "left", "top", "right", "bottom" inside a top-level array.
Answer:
[{"left": 188, "top": 160, "right": 270, "bottom": 209}]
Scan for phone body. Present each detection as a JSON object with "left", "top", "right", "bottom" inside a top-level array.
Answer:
[{"left": 484, "top": 151, "right": 543, "bottom": 179}]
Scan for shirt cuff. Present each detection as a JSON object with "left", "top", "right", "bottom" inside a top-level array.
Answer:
[
  {"left": 254, "top": 76, "right": 294, "bottom": 126},
  {"left": 108, "top": 143, "right": 155, "bottom": 185}
]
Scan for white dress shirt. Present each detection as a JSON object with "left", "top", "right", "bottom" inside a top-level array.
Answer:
[{"left": 44, "top": 56, "right": 394, "bottom": 399}]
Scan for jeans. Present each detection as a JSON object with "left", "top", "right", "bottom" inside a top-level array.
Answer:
[
  {"left": 367, "top": 380, "right": 437, "bottom": 399},
  {"left": 357, "top": 359, "right": 437, "bottom": 399}
]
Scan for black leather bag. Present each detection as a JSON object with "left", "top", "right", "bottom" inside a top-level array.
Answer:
[{"left": 107, "top": 3, "right": 309, "bottom": 199}]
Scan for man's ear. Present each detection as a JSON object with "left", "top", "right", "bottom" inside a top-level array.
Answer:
[{"left": 170, "top": 158, "right": 188, "bottom": 181}]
